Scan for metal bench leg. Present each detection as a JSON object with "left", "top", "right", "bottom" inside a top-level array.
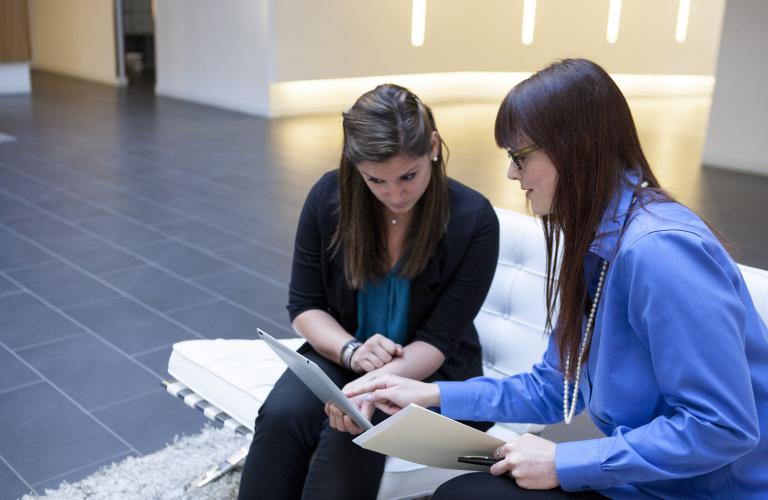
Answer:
[
  {"left": 163, "top": 380, "right": 254, "bottom": 489},
  {"left": 190, "top": 444, "right": 250, "bottom": 488}
]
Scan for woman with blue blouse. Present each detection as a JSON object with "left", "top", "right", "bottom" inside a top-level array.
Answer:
[
  {"left": 237, "top": 84, "right": 499, "bottom": 499},
  {"left": 342, "top": 59, "right": 768, "bottom": 499}
]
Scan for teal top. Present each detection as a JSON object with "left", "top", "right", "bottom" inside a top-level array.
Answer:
[{"left": 354, "top": 268, "right": 411, "bottom": 346}]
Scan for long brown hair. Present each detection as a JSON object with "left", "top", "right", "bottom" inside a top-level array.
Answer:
[
  {"left": 494, "top": 59, "right": 664, "bottom": 374},
  {"left": 332, "top": 84, "right": 449, "bottom": 289}
]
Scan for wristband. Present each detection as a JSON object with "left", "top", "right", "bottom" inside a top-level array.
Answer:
[{"left": 340, "top": 340, "right": 363, "bottom": 370}]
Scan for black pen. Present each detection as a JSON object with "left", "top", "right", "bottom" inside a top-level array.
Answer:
[{"left": 457, "top": 455, "right": 502, "bottom": 467}]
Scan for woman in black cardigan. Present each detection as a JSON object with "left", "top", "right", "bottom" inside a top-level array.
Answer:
[{"left": 238, "top": 84, "right": 499, "bottom": 500}]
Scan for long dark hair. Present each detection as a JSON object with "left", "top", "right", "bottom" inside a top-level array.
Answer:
[
  {"left": 494, "top": 59, "right": 665, "bottom": 374},
  {"left": 332, "top": 83, "right": 449, "bottom": 289}
]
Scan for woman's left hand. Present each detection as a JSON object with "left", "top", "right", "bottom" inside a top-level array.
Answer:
[
  {"left": 490, "top": 434, "right": 559, "bottom": 490},
  {"left": 324, "top": 399, "right": 370, "bottom": 435},
  {"left": 324, "top": 377, "right": 378, "bottom": 434}
]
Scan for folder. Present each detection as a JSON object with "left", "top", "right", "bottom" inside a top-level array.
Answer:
[{"left": 352, "top": 404, "right": 505, "bottom": 470}]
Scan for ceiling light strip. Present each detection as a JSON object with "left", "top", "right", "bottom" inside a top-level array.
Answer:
[
  {"left": 411, "top": 0, "right": 427, "bottom": 47},
  {"left": 676, "top": 0, "right": 691, "bottom": 43},
  {"left": 522, "top": 0, "right": 537, "bottom": 45},
  {"left": 607, "top": 0, "right": 622, "bottom": 44}
]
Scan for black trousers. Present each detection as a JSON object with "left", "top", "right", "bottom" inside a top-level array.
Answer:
[
  {"left": 238, "top": 347, "right": 388, "bottom": 500},
  {"left": 432, "top": 473, "right": 607, "bottom": 500}
]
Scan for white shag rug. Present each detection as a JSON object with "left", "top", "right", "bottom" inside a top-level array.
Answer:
[{"left": 25, "top": 426, "right": 248, "bottom": 500}]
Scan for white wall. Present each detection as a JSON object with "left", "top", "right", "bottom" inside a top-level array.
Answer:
[
  {"left": 272, "top": 0, "right": 725, "bottom": 82},
  {"left": 154, "top": 0, "right": 725, "bottom": 117},
  {"left": 154, "top": 0, "right": 273, "bottom": 116},
  {"left": 28, "top": 0, "right": 119, "bottom": 85},
  {"left": 703, "top": 0, "right": 768, "bottom": 176}
]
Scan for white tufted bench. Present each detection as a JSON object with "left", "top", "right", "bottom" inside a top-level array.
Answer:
[{"left": 165, "top": 208, "right": 768, "bottom": 499}]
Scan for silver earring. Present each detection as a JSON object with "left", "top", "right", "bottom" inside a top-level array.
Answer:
[{"left": 432, "top": 156, "right": 438, "bottom": 162}]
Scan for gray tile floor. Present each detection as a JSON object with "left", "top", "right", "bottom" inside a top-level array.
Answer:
[{"left": 1, "top": 72, "right": 767, "bottom": 499}]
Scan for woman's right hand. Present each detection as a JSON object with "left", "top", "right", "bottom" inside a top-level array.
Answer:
[
  {"left": 343, "top": 374, "right": 440, "bottom": 414},
  {"left": 350, "top": 334, "right": 404, "bottom": 373}
]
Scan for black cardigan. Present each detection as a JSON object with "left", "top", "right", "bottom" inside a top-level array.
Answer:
[{"left": 287, "top": 170, "right": 499, "bottom": 383}]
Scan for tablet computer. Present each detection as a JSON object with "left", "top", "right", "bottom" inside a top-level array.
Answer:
[{"left": 257, "top": 328, "right": 373, "bottom": 431}]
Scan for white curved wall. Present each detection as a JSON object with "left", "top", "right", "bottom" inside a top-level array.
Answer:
[
  {"left": 703, "top": 0, "right": 768, "bottom": 176},
  {"left": 155, "top": 0, "right": 726, "bottom": 117},
  {"left": 154, "top": 0, "right": 273, "bottom": 116},
  {"left": 273, "top": 0, "right": 725, "bottom": 82}
]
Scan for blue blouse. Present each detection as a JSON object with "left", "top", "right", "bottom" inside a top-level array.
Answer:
[
  {"left": 437, "top": 175, "right": 768, "bottom": 498},
  {"left": 355, "top": 268, "right": 410, "bottom": 346}
]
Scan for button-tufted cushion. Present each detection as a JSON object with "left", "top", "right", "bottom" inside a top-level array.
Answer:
[
  {"left": 167, "top": 208, "right": 768, "bottom": 499},
  {"left": 741, "top": 265, "right": 768, "bottom": 324}
]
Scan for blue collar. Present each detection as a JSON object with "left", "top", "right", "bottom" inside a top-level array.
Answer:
[{"left": 589, "top": 172, "right": 641, "bottom": 262}]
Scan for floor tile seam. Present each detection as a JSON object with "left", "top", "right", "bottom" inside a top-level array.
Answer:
[
  {"left": 0, "top": 169, "right": 294, "bottom": 278},
  {"left": 0, "top": 289, "right": 23, "bottom": 299},
  {"left": 12, "top": 332, "right": 88, "bottom": 354},
  {"left": 0, "top": 267, "right": 100, "bottom": 324},
  {"left": 130, "top": 341, "right": 185, "bottom": 361},
  {"left": 0, "top": 249, "right": 53, "bottom": 274},
  {"left": 95, "top": 262, "right": 154, "bottom": 279},
  {"left": 0, "top": 338, "right": 141, "bottom": 458},
  {"left": 0, "top": 212, "right": 40, "bottom": 223},
  {"left": 0, "top": 163, "right": 56, "bottom": 205},
  {"left": 162, "top": 298, "right": 221, "bottom": 316},
  {"left": 164, "top": 289, "right": 294, "bottom": 336},
  {"left": 0, "top": 262, "right": 190, "bottom": 381},
  {"left": 129, "top": 148, "right": 304, "bottom": 211},
  {"left": 5, "top": 148, "right": 295, "bottom": 238},
  {"left": 1, "top": 219, "right": 292, "bottom": 355},
  {"left": 98, "top": 259, "right": 155, "bottom": 279},
  {"left": 74, "top": 133, "right": 300, "bottom": 206},
  {"left": 0, "top": 181, "right": 291, "bottom": 291},
  {"left": 0, "top": 160, "right": 290, "bottom": 258},
  {"left": 0, "top": 452, "right": 37, "bottom": 496},
  {"left": 187, "top": 264, "right": 286, "bottom": 286},
  {"left": 0, "top": 284, "right": 113, "bottom": 331},
  {"left": 0, "top": 379, "right": 46, "bottom": 397},
  {"left": 57, "top": 294, "right": 143, "bottom": 314},
  {"left": 13, "top": 170, "right": 290, "bottom": 259},
  {"left": 30, "top": 449, "right": 135, "bottom": 490},
  {"left": 211, "top": 239, "right": 293, "bottom": 263},
  {"left": 88, "top": 386, "right": 165, "bottom": 413},
  {"left": 113, "top": 148, "right": 299, "bottom": 213},
  {"left": 75, "top": 214, "right": 167, "bottom": 241},
  {"left": 1, "top": 218, "right": 221, "bottom": 336},
  {"left": 197, "top": 239, "right": 257, "bottom": 254},
  {"left": 125, "top": 236, "right": 175, "bottom": 251},
  {"left": 160, "top": 295, "right": 293, "bottom": 335}
]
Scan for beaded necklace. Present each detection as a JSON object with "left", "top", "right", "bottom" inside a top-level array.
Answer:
[
  {"left": 563, "top": 259, "right": 608, "bottom": 424},
  {"left": 562, "top": 184, "right": 644, "bottom": 424}
]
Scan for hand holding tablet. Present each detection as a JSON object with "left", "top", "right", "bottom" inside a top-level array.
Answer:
[{"left": 257, "top": 328, "right": 374, "bottom": 431}]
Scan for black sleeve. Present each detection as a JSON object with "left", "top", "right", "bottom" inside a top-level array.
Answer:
[
  {"left": 287, "top": 176, "right": 331, "bottom": 323},
  {"left": 412, "top": 199, "right": 500, "bottom": 358}
]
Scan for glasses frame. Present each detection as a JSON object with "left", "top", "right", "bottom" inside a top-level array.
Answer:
[{"left": 506, "top": 144, "right": 539, "bottom": 169}]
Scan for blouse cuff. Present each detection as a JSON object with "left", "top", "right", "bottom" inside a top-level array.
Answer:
[
  {"left": 555, "top": 438, "right": 612, "bottom": 492},
  {"left": 434, "top": 381, "right": 478, "bottom": 420}
]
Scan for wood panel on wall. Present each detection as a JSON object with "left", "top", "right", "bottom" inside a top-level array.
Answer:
[{"left": 0, "top": 0, "right": 31, "bottom": 62}]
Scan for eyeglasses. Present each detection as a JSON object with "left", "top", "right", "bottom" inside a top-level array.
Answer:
[{"left": 506, "top": 144, "right": 539, "bottom": 169}]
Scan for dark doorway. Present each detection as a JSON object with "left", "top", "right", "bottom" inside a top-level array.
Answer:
[{"left": 121, "top": 0, "right": 155, "bottom": 87}]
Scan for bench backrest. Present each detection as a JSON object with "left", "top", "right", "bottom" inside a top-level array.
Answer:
[
  {"left": 476, "top": 209, "right": 553, "bottom": 378},
  {"left": 477, "top": 208, "right": 768, "bottom": 380}
]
